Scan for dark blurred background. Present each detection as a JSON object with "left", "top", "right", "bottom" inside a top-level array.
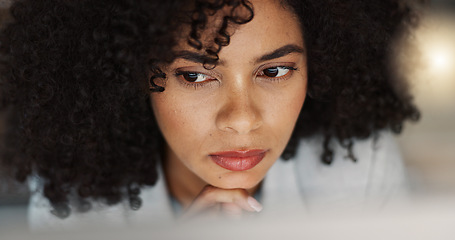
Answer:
[{"left": 0, "top": 3, "right": 29, "bottom": 201}]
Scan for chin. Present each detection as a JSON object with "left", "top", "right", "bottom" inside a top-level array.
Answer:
[{"left": 210, "top": 172, "right": 264, "bottom": 190}]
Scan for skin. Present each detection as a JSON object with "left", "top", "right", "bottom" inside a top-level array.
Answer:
[{"left": 149, "top": 0, "right": 307, "bottom": 216}]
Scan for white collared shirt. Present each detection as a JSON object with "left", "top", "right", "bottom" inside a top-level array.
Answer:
[{"left": 28, "top": 131, "right": 408, "bottom": 230}]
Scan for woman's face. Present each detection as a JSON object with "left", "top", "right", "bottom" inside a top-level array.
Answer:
[{"left": 150, "top": 0, "right": 307, "bottom": 191}]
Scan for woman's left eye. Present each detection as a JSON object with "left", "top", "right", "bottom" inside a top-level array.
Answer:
[{"left": 259, "top": 66, "right": 295, "bottom": 78}]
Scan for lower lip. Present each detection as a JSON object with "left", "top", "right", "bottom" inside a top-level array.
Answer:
[{"left": 209, "top": 150, "right": 267, "bottom": 171}]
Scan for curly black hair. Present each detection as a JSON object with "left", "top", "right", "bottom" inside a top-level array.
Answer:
[{"left": 0, "top": 0, "right": 421, "bottom": 217}]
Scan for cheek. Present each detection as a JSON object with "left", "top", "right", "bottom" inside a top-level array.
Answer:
[
  {"left": 150, "top": 93, "right": 212, "bottom": 154},
  {"left": 150, "top": 95, "right": 180, "bottom": 135},
  {"left": 267, "top": 80, "right": 307, "bottom": 131}
]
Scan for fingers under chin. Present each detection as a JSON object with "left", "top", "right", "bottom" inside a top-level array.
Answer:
[
  {"left": 198, "top": 186, "right": 256, "bottom": 212},
  {"left": 180, "top": 185, "right": 262, "bottom": 220},
  {"left": 221, "top": 202, "right": 243, "bottom": 217}
]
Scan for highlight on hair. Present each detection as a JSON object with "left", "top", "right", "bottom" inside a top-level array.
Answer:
[{"left": 0, "top": 0, "right": 421, "bottom": 217}]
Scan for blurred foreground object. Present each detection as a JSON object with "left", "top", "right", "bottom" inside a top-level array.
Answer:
[{"left": 2, "top": 196, "right": 455, "bottom": 240}]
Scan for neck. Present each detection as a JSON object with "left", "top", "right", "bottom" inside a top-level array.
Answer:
[{"left": 163, "top": 144, "right": 260, "bottom": 209}]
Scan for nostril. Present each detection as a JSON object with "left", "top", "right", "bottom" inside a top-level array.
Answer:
[{"left": 216, "top": 108, "right": 263, "bottom": 135}]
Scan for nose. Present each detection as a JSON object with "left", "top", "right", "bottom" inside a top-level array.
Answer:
[{"left": 215, "top": 81, "right": 263, "bottom": 135}]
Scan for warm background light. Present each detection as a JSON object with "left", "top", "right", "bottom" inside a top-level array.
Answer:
[
  {"left": 394, "top": 8, "right": 455, "bottom": 194},
  {"left": 429, "top": 47, "right": 450, "bottom": 71}
]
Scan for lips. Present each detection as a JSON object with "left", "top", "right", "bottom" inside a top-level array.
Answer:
[{"left": 209, "top": 149, "right": 267, "bottom": 171}]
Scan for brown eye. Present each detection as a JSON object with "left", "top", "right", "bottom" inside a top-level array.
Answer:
[
  {"left": 182, "top": 72, "right": 199, "bottom": 82},
  {"left": 261, "top": 67, "right": 294, "bottom": 78},
  {"left": 263, "top": 68, "right": 279, "bottom": 77},
  {"left": 177, "top": 72, "right": 213, "bottom": 83}
]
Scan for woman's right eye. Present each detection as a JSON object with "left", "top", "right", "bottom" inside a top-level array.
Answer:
[{"left": 176, "top": 72, "right": 215, "bottom": 83}]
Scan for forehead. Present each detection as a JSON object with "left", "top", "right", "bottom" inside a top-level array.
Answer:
[
  {"left": 172, "top": 0, "right": 303, "bottom": 61},
  {"left": 228, "top": 0, "right": 303, "bottom": 50}
]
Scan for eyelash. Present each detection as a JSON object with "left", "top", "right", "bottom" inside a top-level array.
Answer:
[{"left": 175, "top": 65, "right": 298, "bottom": 89}]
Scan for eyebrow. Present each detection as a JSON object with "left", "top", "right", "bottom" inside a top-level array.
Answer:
[
  {"left": 255, "top": 44, "right": 305, "bottom": 63},
  {"left": 173, "top": 44, "right": 304, "bottom": 65}
]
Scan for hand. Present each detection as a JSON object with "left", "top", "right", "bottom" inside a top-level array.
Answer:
[{"left": 180, "top": 185, "right": 263, "bottom": 220}]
